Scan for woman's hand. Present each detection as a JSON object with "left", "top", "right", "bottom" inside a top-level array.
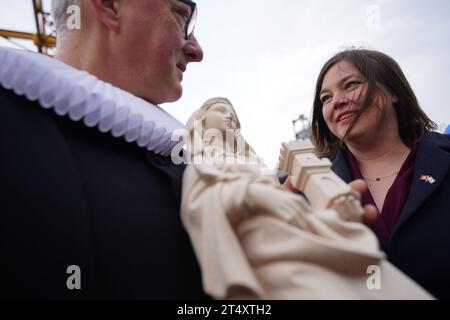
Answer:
[
  {"left": 283, "top": 176, "right": 378, "bottom": 224},
  {"left": 348, "top": 179, "right": 378, "bottom": 224}
]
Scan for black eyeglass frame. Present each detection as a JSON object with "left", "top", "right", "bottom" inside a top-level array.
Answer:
[{"left": 178, "top": 0, "right": 197, "bottom": 40}]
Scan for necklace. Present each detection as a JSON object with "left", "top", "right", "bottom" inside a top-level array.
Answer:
[{"left": 363, "top": 171, "right": 399, "bottom": 182}]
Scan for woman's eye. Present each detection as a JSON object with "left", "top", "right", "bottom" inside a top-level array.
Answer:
[
  {"left": 320, "top": 95, "right": 331, "bottom": 104},
  {"left": 345, "top": 81, "right": 360, "bottom": 90}
]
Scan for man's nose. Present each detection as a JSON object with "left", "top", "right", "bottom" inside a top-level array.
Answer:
[{"left": 184, "top": 35, "right": 204, "bottom": 63}]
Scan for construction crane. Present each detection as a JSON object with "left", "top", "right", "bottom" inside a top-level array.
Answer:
[{"left": 0, "top": 0, "right": 56, "bottom": 54}]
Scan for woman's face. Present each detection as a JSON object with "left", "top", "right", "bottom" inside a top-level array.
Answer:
[
  {"left": 320, "top": 60, "right": 397, "bottom": 143},
  {"left": 204, "top": 103, "right": 238, "bottom": 132}
]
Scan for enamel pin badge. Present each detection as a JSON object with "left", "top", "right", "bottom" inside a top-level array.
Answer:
[{"left": 420, "top": 175, "right": 436, "bottom": 184}]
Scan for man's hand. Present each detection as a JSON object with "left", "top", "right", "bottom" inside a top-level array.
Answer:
[{"left": 283, "top": 177, "right": 378, "bottom": 224}]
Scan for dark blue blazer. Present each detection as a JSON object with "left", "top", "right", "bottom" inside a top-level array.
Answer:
[
  {"left": 0, "top": 87, "right": 208, "bottom": 299},
  {"left": 331, "top": 131, "right": 450, "bottom": 299}
]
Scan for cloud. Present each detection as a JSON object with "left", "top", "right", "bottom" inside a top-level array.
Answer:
[
  {"left": 171, "top": 0, "right": 450, "bottom": 168},
  {"left": 1, "top": 0, "right": 449, "bottom": 168}
]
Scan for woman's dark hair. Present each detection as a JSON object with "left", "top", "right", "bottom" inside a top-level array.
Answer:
[{"left": 310, "top": 48, "right": 437, "bottom": 157}]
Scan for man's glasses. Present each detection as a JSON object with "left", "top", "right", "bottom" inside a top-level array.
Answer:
[{"left": 179, "top": 0, "right": 197, "bottom": 40}]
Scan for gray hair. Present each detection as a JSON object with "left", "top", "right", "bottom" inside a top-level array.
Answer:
[{"left": 51, "top": 0, "right": 82, "bottom": 35}]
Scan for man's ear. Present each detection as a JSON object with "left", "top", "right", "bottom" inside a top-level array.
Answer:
[{"left": 89, "top": 0, "right": 121, "bottom": 32}]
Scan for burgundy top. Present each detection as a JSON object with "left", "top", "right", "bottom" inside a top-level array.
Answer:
[{"left": 346, "top": 139, "right": 420, "bottom": 251}]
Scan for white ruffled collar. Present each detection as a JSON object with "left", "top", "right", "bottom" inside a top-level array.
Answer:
[{"left": 0, "top": 46, "right": 184, "bottom": 156}]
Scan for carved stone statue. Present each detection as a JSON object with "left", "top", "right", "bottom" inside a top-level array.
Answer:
[
  {"left": 181, "top": 97, "right": 432, "bottom": 299},
  {"left": 279, "top": 139, "right": 364, "bottom": 222}
]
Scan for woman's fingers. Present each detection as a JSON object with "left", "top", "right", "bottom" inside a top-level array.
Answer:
[
  {"left": 348, "top": 179, "right": 367, "bottom": 194},
  {"left": 283, "top": 176, "right": 299, "bottom": 193},
  {"left": 349, "top": 179, "right": 379, "bottom": 224},
  {"left": 284, "top": 176, "right": 379, "bottom": 224},
  {"left": 363, "top": 204, "right": 379, "bottom": 224}
]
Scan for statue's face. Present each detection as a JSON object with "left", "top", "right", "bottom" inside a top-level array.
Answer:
[{"left": 204, "top": 103, "right": 238, "bottom": 133}]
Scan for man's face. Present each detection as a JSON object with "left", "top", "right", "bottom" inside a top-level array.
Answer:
[{"left": 116, "top": 0, "right": 203, "bottom": 104}]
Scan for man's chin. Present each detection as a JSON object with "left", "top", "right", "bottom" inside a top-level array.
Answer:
[{"left": 141, "top": 87, "right": 183, "bottom": 105}]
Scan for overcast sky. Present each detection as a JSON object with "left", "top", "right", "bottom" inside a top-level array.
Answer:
[{"left": 1, "top": 0, "right": 449, "bottom": 168}]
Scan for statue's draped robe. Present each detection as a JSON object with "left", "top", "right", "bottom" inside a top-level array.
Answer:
[{"left": 181, "top": 155, "right": 432, "bottom": 299}]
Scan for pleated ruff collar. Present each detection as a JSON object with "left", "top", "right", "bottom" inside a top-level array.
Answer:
[{"left": 0, "top": 46, "right": 184, "bottom": 156}]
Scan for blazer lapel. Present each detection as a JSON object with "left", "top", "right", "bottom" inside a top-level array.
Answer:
[
  {"left": 393, "top": 133, "right": 450, "bottom": 234},
  {"left": 331, "top": 149, "right": 353, "bottom": 183}
]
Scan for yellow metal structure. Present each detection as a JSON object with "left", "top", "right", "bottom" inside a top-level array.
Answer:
[{"left": 0, "top": 0, "right": 56, "bottom": 54}]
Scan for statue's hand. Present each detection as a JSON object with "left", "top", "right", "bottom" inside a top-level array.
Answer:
[{"left": 246, "top": 183, "right": 310, "bottom": 226}]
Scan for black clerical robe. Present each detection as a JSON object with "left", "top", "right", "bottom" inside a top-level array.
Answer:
[{"left": 0, "top": 86, "right": 208, "bottom": 299}]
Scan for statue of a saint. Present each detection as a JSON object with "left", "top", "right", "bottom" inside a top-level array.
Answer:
[{"left": 181, "top": 97, "right": 432, "bottom": 299}]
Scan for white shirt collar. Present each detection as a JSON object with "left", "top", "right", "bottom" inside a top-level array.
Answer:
[{"left": 0, "top": 46, "right": 184, "bottom": 156}]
